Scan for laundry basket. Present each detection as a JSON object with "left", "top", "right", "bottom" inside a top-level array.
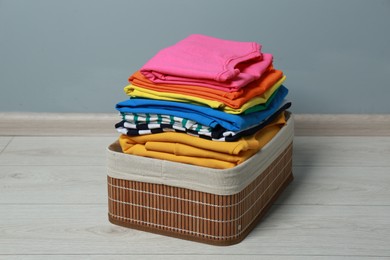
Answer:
[{"left": 107, "top": 114, "right": 294, "bottom": 246}]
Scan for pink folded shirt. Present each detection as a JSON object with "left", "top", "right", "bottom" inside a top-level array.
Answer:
[{"left": 140, "top": 34, "right": 273, "bottom": 92}]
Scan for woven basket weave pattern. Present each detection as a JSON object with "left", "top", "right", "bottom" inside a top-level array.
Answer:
[{"left": 107, "top": 143, "right": 293, "bottom": 245}]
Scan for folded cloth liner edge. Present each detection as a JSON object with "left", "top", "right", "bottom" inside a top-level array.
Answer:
[{"left": 107, "top": 113, "right": 294, "bottom": 195}]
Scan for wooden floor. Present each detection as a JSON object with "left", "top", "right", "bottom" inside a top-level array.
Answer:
[{"left": 1, "top": 115, "right": 390, "bottom": 259}]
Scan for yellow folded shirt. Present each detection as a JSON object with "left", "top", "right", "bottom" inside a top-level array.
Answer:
[
  {"left": 122, "top": 144, "right": 237, "bottom": 169},
  {"left": 144, "top": 141, "right": 247, "bottom": 163},
  {"left": 119, "top": 113, "right": 286, "bottom": 169},
  {"left": 124, "top": 76, "right": 285, "bottom": 114}
]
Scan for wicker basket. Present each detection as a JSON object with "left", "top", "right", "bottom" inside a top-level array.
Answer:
[{"left": 107, "top": 116, "right": 294, "bottom": 246}]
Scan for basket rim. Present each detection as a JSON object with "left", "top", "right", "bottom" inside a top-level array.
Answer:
[{"left": 107, "top": 114, "right": 294, "bottom": 195}]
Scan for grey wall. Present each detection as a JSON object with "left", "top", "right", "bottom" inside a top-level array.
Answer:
[{"left": 1, "top": 0, "right": 389, "bottom": 114}]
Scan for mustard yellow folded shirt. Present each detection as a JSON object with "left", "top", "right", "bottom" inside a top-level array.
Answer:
[
  {"left": 119, "top": 113, "right": 286, "bottom": 169},
  {"left": 124, "top": 76, "right": 285, "bottom": 114}
]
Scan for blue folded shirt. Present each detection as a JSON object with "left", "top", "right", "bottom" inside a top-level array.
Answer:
[{"left": 116, "top": 85, "right": 289, "bottom": 131}]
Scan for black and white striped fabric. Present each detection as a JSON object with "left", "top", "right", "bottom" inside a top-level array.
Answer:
[
  {"left": 121, "top": 113, "right": 211, "bottom": 132},
  {"left": 115, "top": 102, "right": 291, "bottom": 142}
]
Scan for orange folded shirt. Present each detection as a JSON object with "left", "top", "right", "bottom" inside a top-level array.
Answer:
[{"left": 129, "top": 66, "right": 283, "bottom": 109}]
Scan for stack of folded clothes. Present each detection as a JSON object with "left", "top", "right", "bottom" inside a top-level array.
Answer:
[{"left": 114, "top": 34, "right": 291, "bottom": 169}]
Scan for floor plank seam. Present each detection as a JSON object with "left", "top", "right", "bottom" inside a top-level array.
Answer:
[
  {"left": 272, "top": 203, "right": 390, "bottom": 207},
  {"left": 0, "top": 164, "right": 107, "bottom": 167},
  {"left": 0, "top": 136, "right": 14, "bottom": 155},
  {"left": 1, "top": 203, "right": 389, "bottom": 207},
  {"left": 0, "top": 203, "right": 107, "bottom": 205},
  {"left": 0, "top": 254, "right": 388, "bottom": 257},
  {"left": 2, "top": 164, "right": 389, "bottom": 167},
  {"left": 293, "top": 165, "right": 390, "bottom": 168},
  {"left": 0, "top": 135, "right": 118, "bottom": 137}
]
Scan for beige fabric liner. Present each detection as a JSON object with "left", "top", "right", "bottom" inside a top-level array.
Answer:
[{"left": 107, "top": 115, "right": 294, "bottom": 196}]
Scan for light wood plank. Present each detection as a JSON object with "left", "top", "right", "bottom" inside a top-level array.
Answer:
[
  {"left": 0, "top": 166, "right": 107, "bottom": 204},
  {"left": 293, "top": 136, "right": 390, "bottom": 166},
  {"left": 277, "top": 166, "right": 390, "bottom": 206},
  {"left": 0, "top": 136, "right": 116, "bottom": 166},
  {"left": 0, "top": 256, "right": 386, "bottom": 260},
  {"left": 0, "top": 205, "right": 389, "bottom": 256},
  {"left": 294, "top": 114, "right": 390, "bottom": 136},
  {"left": 1, "top": 165, "right": 389, "bottom": 206}
]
